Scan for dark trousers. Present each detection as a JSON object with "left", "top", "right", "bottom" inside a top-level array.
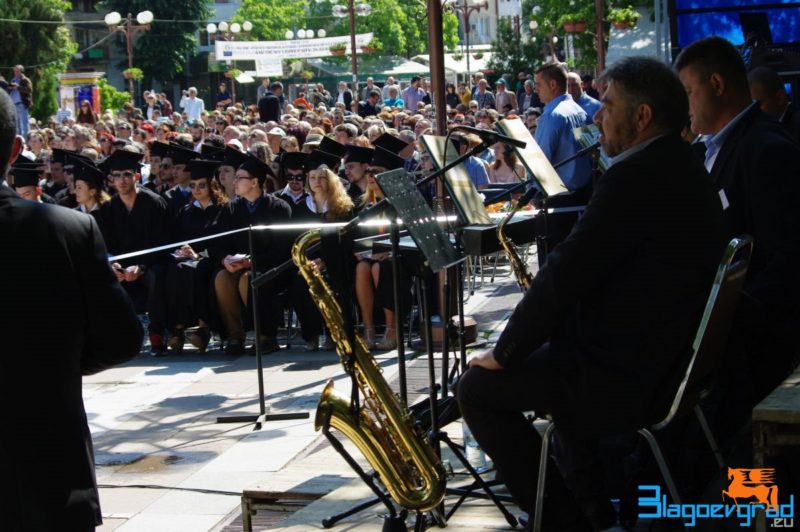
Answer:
[
  {"left": 122, "top": 264, "right": 166, "bottom": 334},
  {"left": 165, "top": 259, "right": 215, "bottom": 330},
  {"left": 457, "top": 344, "right": 604, "bottom": 528},
  {"left": 288, "top": 269, "right": 323, "bottom": 341}
]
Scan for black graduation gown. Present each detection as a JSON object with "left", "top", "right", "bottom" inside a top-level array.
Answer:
[
  {"left": 166, "top": 201, "right": 223, "bottom": 329},
  {"left": 163, "top": 184, "right": 193, "bottom": 221},
  {"left": 43, "top": 181, "right": 67, "bottom": 198},
  {"left": 56, "top": 188, "right": 78, "bottom": 209}
]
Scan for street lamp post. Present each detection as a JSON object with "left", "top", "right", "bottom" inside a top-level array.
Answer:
[
  {"left": 285, "top": 29, "right": 327, "bottom": 93},
  {"left": 444, "top": 0, "right": 487, "bottom": 85},
  {"left": 104, "top": 10, "right": 153, "bottom": 100},
  {"left": 206, "top": 20, "right": 253, "bottom": 105},
  {"left": 328, "top": 0, "right": 371, "bottom": 100}
]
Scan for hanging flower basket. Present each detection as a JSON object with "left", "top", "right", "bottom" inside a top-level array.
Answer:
[
  {"left": 361, "top": 37, "right": 382, "bottom": 55},
  {"left": 361, "top": 46, "right": 377, "bottom": 54},
  {"left": 612, "top": 20, "right": 632, "bottom": 29},
  {"left": 572, "top": 21, "right": 588, "bottom": 32},
  {"left": 558, "top": 13, "right": 590, "bottom": 33},
  {"left": 608, "top": 6, "right": 640, "bottom": 30},
  {"left": 122, "top": 67, "right": 143, "bottom": 81},
  {"left": 329, "top": 43, "right": 347, "bottom": 56},
  {"left": 473, "top": 52, "right": 484, "bottom": 60}
]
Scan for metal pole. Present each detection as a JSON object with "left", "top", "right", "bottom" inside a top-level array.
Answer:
[
  {"left": 464, "top": 9, "right": 471, "bottom": 91},
  {"left": 595, "top": 0, "right": 605, "bottom": 73},
  {"left": 126, "top": 13, "right": 134, "bottom": 98},
  {"left": 349, "top": 0, "right": 359, "bottom": 104},
  {"left": 428, "top": 0, "right": 446, "bottom": 136}
]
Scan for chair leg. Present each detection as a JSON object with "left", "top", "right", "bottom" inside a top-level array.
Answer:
[
  {"left": 694, "top": 404, "right": 725, "bottom": 468},
  {"left": 533, "top": 421, "right": 556, "bottom": 532},
  {"left": 638, "top": 429, "right": 681, "bottom": 505}
]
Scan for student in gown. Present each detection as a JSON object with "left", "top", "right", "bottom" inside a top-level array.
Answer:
[
  {"left": 288, "top": 150, "right": 355, "bottom": 350},
  {"left": 275, "top": 151, "right": 309, "bottom": 215},
  {"left": 163, "top": 141, "right": 200, "bottom": 221},
  {"left": 69, "top": 153, "right": 110, "bottom": 230},
  {"left": 6, "top": 161, "right": 56, "bottom": 203},
  {"left": 352, "top": 147, "right": 411, "bottom": 350},
  {"left": 213, "top": 155, "right": 292, "bottom": 355},
  {"left": 99, "top": 149, "right": 170, "bottom": 355},
  {"left": 165, "top": 159, "right": 228, "bottom": 352}
]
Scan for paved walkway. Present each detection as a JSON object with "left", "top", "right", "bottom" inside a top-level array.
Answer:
[{"left": 90, "top": 258, "right": 524, "bottom": 531}]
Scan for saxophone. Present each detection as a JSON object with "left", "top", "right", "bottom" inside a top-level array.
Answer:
[
  {"left": 496, "top": 201, "right": 534, "bottom": 291},
  {"left": 291, "top": 230, "right": 447, "bottom": 512}
]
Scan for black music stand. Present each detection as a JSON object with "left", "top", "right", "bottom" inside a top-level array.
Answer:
[{"left": 216, "top": 225, "right": 310, "bottom": 430}]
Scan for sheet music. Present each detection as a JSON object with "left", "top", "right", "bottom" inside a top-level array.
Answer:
[
  {"left": 419, "top": 135, "right": 492, "bottom": 225},
  {"left": 495, "top": 118, "right": 568, "bottom": 197}
]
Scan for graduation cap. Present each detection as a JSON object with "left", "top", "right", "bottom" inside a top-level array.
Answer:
[
  {"left": 280, "top": 151, "right": 308, "bottom": 172},
  {"left": 200, "top": 143, "right": 223, "bottom": 158},
  {"left": 149, "top": 141, "right": 171, "bottom": 159},
  {"left": 373, "top": 132, "right": 409, "bottom": 155},
  {"left": 98, "top": 149, "right": 144, "bottom": 174},
  {"left": 345, "top": 145, "right": 374, "bottom": 165},
  {"left": 221, "top": 146, "right": 249, "bottom": 169},
  {"left": 167, "top": 143, "right": 199, "bottom": 165},
  {"left": 51, "top": 148, "right": 75, "bottom": 165},
  {"left": 370, "top": 147, "right": 405, "bottom": 171},
  {"left": 318, "top": 136, "right": 348, "bottom": 159},
  {"left": 67, "top": 154, "right": 106, "bottom": 189},
  {"left": 8, "top": 162, "right": 43, "bottom": 188},
  {"left": 203, "top": 148, "right": 226, "bottom": 163},
  {"left": 238, "top": 155, "right": 275, "bottom": 184},
  {"left": 304, "top": 149, "right": 341, "bottom": 173},
  {"left": 187, "top": 159, "right": 222, "bottom": 180}
]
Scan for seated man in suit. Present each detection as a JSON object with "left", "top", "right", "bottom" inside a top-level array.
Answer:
[{"left": 458, "top": 57, "right": 726, "bottom": 529}]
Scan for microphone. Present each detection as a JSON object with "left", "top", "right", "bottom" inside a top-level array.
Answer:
[
  {"left": 552, "top": 141, "right": 601, "bottom": 169},
  {"left": 454, "top": 125, "right": 527, "bottom": 149}
]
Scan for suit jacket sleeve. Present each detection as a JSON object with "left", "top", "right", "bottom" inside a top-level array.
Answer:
[
  {"left": 493, "top": 164, "right": 640, "bottom": 368},
  {"left": 77, "top": 215, "right": 143, "bottom": 375}
]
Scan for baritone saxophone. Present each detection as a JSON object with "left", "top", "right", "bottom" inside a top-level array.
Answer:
[
  {"left": 497, "top": 201, "right": 534, "bottom": 291},
  {"left": 291, "top": 229, "right": 447, "bottom": 511}
]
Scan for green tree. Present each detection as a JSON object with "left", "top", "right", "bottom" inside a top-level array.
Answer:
[
  {"left": 100, "top": 0, "right": 212, "bottom": 84},
  {"left": 97, "top": 78, "right": 132, "bottom": 113},
  {"left": 488, "top": 18, "right": 541, "bottom": 79},
  {"left": 0, "top": 0, "right": 77, "bottom": 121},
  {"left": 234, "top": 0, "right": 306, "bottom": 41}
]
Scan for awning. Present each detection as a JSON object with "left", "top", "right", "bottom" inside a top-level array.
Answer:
[{"left": 306, "top": 55, "right": 432, "bottom": 79}]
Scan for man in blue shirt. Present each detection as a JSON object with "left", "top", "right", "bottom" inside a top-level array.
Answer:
[
  {"left": 567, "top": 72, "right": 601, "bottom": 123},
  {"left": 534, "top": 63, "right": 591, "bottom": 190}
]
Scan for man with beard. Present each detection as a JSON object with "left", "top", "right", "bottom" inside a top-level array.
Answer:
[
  {"left": 100, "top": 149, "right": 170, "bottom": 355},
  {"left": 458, "top": 57, "right": 725, "bottom": 529},
  {"left": 188, "top": 119, "right": 205, "bottom": 152}
]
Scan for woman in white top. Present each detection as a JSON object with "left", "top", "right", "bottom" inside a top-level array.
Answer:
[{"left": 488, "top": 143, "right": 525, "bottom": 184}]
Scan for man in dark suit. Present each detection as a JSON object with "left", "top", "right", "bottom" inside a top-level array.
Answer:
[
  {"left": 676, "top": 37, "right": 800, "bottom": 440},
  {"left": 458, "top": 57, "right": 725, "bottom": 529},
  {"left": 0, "top": 90, "right": 143, "bottom": 531},
  {"left": 334, "top": 81, "right": 354, "bottom": 111},
  {"left": 257, "top": 82, "right": 283, "bottom": 123},
  {"left": 747, "top": 65, "right": 800, "bottom": 144}
]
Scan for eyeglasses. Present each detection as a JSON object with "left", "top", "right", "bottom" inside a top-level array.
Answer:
[
  {"left": 286, "top": 175, "right": 304, "bottom": 181},
  {"left": 160, "top": 163, "right": 172, "bottom": 169},
  {"left": 189, "top": 182, "right": 208, "bottom": 189},
  {"left": 110, "top": 171, "right": 135, "bottom": 180}
]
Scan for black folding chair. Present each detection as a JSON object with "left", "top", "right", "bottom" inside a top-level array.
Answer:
[{"left": 532, "top": 235, "right": 754, "bottom": 531}]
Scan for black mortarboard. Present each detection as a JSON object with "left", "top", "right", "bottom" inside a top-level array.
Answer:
[
  {"left": 221, "top": 146, "right": 249, "bottom": 169},
  {"left": 98, "top": 149, "right": 144, "bottom": 174},
  {"left": 304, "top": 149, "right": 342, "bottom": 173},
  {"left": 9, "top": 162, "right": 43, "bottom": 188},
  {"left": 318, "top": 136, "right": 348, "bottom": 159},
  {"left": 67, "top": 154, "right": 106, "bottom": 189},
  {"left": 51, "top": 148, "right": 75, "bottom": 165},
  {"left": 203, "top": 148, "right": 226, "bottom": 163},
  {"left": 373, "top": 132, "right": 409, "bottom": 155},
  {"left": 238, "top": 155, "right": 275, "bottom": 183},
  {"left": 200, "top": 143, "right": 223, "bottom": 158},
  {"left": 149, "top": 141, "right": 171, "bottom": 158},
  {"left": 168, "top": 143, "right": 199, "bottom": 165},
  {"left": 187, "top": 159, "right": 221, "bottom": 180},
  {"left": 345, "top": 145, "right": 374, "bottom": 164},
  {"left": 280, "top": 151, "right": 307, "bottom": 171},
  {"left": 370, "top": 147, "right": 405, "bottom": 170}
]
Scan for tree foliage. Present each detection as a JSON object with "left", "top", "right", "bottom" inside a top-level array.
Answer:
[
  {"left": 100, "top": 0, "right": 212, "bottom": 84},
  {"left": 236, "top": 0, "right": 459, "bottom": 58},
  {"left": 488, "top": 18, "right": 541, "bottom": 79},
  {"left": 98, "top": 77, "right": 132, "bottom": 113},
  {"left": 0, "top": 0, "right": 77, "bottom": 121}
]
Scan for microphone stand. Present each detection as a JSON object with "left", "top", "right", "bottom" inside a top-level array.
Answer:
[{"left": 216, "top": 225, "right": 310, "bottom": 429}]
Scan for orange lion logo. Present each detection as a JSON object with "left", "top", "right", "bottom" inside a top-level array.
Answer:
[{"left": 722, "top": 468, "right": 779, "bottom": 511}]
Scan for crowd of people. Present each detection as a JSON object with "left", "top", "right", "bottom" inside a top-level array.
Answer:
[{"left": 3, "top": 34, "right": 800, "bottom": 531}]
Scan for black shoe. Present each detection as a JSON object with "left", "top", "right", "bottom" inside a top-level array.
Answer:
[
  {"left": 224, "top": 339, "right": 245, "bottom": 356},
  {"left": 250, "top": 337, "right": 280, "bottom": 355}
]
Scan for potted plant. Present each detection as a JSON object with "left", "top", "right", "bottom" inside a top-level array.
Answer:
[
  {"left": 224, "top": 68, "right": 242, "bottom": 80},
  {"left": 361, "top": 37, "right": 382, "bottom": 54},
  {"left": 473, "top": 51, "right": 484, "bottom": 60},
  {"left": 122, "top": 67, "right": 144, "bottom": 81},
  {"left": 557, "top": 13, "right": 588, "bottom": 33},
  {"left": 452, "top": 52, "right": 464, "bottom": 61},
  {"left": 329, "top": 42, "right": 347, "bottom": 56},
  {"left": 608, "top": 6, "right": 640, "bottom": 29}
]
